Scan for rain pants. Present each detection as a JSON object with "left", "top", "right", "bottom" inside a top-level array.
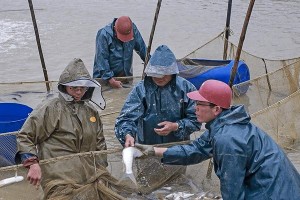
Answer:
[
  {"left": 93, "top": 18, "right": 146, "bottom": 80},
  {"left": 115, "top": 76, "right": 202, "bottom": 145},
  {"left": 162, "top": 105, "right": 300, "bottom": 200}
]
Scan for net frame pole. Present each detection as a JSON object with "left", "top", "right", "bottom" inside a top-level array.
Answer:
[
  {"left": 229, "top": 0, "right": 256, "bottom": 88},
  {"left": 142, "top": 0, "right": 162, "bottom": 79},
  {"left": 28, "top": 0, "right": 50, "bottom": 92},
  {"left": 223, "top": 0, "right": 232, "bottom": 60}
]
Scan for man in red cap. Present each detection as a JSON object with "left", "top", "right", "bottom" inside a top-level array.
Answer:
[
  {"left": 93, "top": 16, "right": 147, "bottom": 88},
  {"left": 136, "top": 79, "right": 300, "bottom": 200}
]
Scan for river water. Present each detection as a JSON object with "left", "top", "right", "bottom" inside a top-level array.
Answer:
[
  {"left": 1, "top": 0, "right": 300, "bottom": 82},
  {"left": 0, "top": 0, "right": 300, "bottom": 198}
]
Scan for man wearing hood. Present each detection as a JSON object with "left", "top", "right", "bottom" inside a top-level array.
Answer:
[
  {"left": 14, "top": 58, "right": 124, "bottom": 199},
  {"left": 136, "top": 80, "right": 300, "bottom": 200},
  {"left": 93, "top": 16, "right": 147, "bottom": 88},
  {"left": 114, "top": 45, "right": 201, "bottom": 194},
  {"left": 115, "top": 45, "right": 201, "bottom": 147}
]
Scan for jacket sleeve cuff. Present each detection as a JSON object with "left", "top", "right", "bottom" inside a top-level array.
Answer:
[
  {"left": 102, "top": 71, "right": 115, "bottom": 81},
  {"left": 173, "top": 120, "right": 185, "bottom": 138},
  {"left": 22, "top": 156, "right": 39, "bottom": 168}
]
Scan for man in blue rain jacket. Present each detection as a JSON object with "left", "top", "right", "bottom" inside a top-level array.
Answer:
[
  {"left": 93, "top": 16, "right": 146, "bottom": 88},
  {"left": 115, "top": 45, "right": 201, "bottom": 146},
  {"left": 136, "top": 79, "right": 300, "bottom": 200}
]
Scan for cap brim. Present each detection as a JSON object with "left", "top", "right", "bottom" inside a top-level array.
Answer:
[
  {"left": 187, "top": 90, "right": 209, "bottom": 102},
  {"left": 62, "top": 79, "right": 100, "bottom": 87},
  {"left": 116, "top": 30, "right": 133, "bottom": 42}
]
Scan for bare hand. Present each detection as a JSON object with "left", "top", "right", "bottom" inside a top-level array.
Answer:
[
  {"left": 125, "top": 134, "right": 135, "bottom": 147},
  {"left": 108, "top": 78, "right": 123, "bottom": 88},
  {"left": 154, "top": 121, "right": 178, "bottom": 136},
  {"left": 27, "top": 163, "right": 42, "bottom": 188}
]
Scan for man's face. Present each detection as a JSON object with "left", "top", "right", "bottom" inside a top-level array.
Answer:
[
  {"left": 66, "top": 86, "right": 88, "bottom": 101},
  {"left": 151, "top": 75, "right": 172, "bottom": 87},
  {"left": 195, "top": 101, "right": 220, "bottom": 123}
]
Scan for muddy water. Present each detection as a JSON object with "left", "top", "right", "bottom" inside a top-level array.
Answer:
[
  {"left": 1, "top": 0, "right": 300, "bottom": 82},
  {"left": 1, "top": 0, "right": 300, "bottom": 199}
]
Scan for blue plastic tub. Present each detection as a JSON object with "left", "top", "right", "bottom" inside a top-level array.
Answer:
[{"left": 0, "top": 103, "right": 32, "bottom": 166}]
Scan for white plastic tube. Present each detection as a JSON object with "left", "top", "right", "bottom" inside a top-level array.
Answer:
[{"left": 0, "top": 176, "right": 24, "bottom": 187}]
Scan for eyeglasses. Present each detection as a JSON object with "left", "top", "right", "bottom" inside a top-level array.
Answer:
[
  {"left": 68, "top": 86, "right": 88, "bottom": 92},
  {"left": 195, "top": 101, "right": 216, "bottom": 107}
]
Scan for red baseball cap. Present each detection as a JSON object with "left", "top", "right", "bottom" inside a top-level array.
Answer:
[{"left": 115, "top": 16, "right": 134, "bottom": 42}]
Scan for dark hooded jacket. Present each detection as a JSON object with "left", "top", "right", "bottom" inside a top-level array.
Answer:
[
  {"left": 15, "top": 58, "right": 107, "bottom": 199},
  {"left": 93, "top": 18, "right": 146, "bottom": 80},
  {"left": 115, "top": 75, "right": 201, "bottom": 145},
  {"left": 162, "top": 105, "right": 300, "bottom": 200}
]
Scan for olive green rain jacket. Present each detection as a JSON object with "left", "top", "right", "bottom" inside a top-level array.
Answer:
[{"left": 16, "top": 58, "right": 110, "bottom": 199}]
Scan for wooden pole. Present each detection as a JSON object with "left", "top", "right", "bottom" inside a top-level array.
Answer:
[
  {"left": 28, "top": 0, "right": 50, "bottom": 92},
  {"left": 142, "top": 0, "right": 162, "bottom": 79},
  {"left": 223, "top": 0, "right": 232, "bottom": 60},
  {"left": 229, "top": 0, "right": 256, "bottom": 88}
]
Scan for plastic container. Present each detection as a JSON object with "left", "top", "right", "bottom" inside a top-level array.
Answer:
[
  {"left": 178, "top": 59, "right": 250, "bottom": 94},
  {"left": 0, "top": 103, "right": 32, "bottom": 166}
]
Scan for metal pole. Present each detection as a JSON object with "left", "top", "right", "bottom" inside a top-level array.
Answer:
[
  {"left": 28, "top": 0, "right": 50, "bottom": 92},
  {"left": 229, "top": 0, "right": 256, "bottom": 88},
  {"left": 223, "top": 0, "right": 232, "bottom": 60},
  {"left": 142, "top": 0, "right": 162, "bottom": 79}
]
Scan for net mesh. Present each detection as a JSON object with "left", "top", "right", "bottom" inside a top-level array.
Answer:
[
  {"left": 1, "top": 32, "right": 300, "bottom": 199},
  {"left": 184, "top": 32, "right": 300, "bottom": 80}
]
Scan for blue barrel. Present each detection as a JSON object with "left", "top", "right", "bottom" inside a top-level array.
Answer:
[
  {"left": 178, "top": 59, "right": 250, "bottom": 94},
  {"left": 0, "top": 103, "right": 32, "bottom": 166}
]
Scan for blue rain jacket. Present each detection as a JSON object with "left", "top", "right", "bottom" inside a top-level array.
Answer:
[
  {"left": 93, "top": 18, "right": 146, "bottom": 80},
  {"left": 163, "top": 105, "right": 300, "bottom": 200},
  {"left": 115, "top": 76, "right": 202, "bottom": 145}
]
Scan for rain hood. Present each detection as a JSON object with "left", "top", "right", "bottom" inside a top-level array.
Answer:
[
  {"left": 58, "top": 58, "right": 106, "bottom": 110},
  {"left": 144, "top": 45, "right": 179, "bottom": 78}
]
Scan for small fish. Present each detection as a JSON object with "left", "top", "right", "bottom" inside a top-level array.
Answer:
[
  {"left": 120, "top": 147, "right": 143, "bottom": 185},
  {"left": 194, "top": 191, "right": 223, "bottom": 200},
  {"left": 165, "top": 192, "right": 194, "bottom": 199},
  {"left": 0, "top": 176, "right": 24, "bottom": 187}
]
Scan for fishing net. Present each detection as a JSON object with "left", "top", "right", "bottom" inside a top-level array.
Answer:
[
  {"left": 1, "top": 32, "right": 300, "bottom": 199},
  {"left": 177, "top": 58, "right": 228, "bottom": 79},
  {"left": 184, "top": 32, "right": 300, "bottom": 151},
  {"left": 232, "top": 59, "right": 300, "bottom": 150},
  {"left": 251, "top": 91, "right": 300, "bottom": 150},
  {"left": 185, "top": 32, "right": 300, "bottom": 80},
  {"left": 233, "top": 59, "right": 300, "bottom": 114}
]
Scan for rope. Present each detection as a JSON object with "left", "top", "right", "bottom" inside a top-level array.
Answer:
[
  {"left": 183, "top": 32, "right": 224, "bottom": 58},
  {"left": 0, "top": 148, "right": 123, "bottom": 172},
  {"left": 0, "top": 140, "right": 193, "bottom": 173}
]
